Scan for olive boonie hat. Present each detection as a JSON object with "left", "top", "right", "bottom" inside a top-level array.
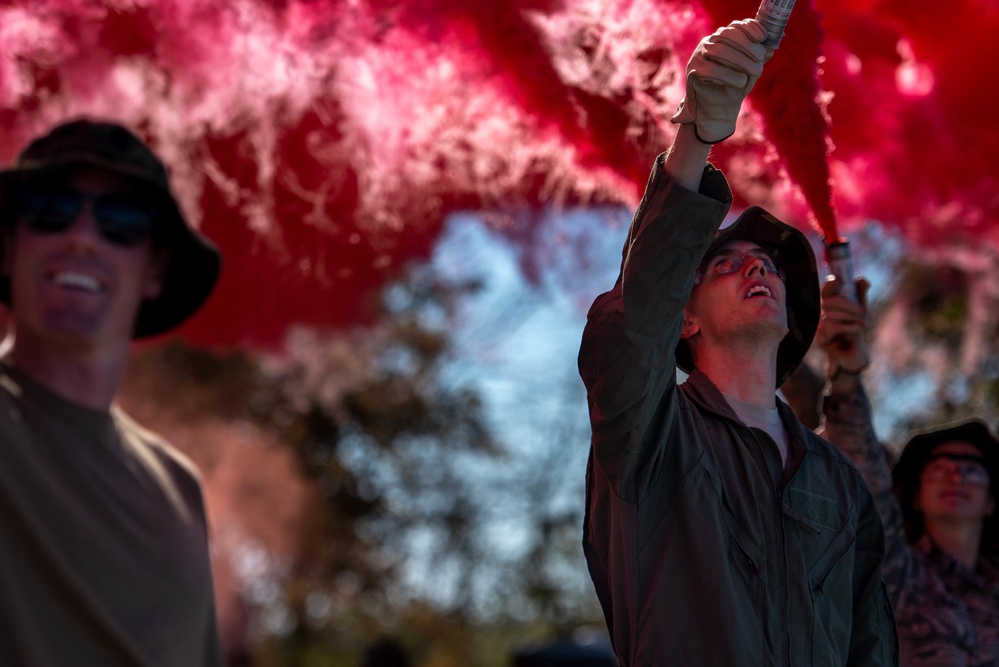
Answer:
[
  {"left": 676, "top": 206, "right": 820, "bottom": 388},
  {"left": 0, "top": 119, "right": 221, "bottom": 338},
  {"left": 893, "top": 419, "right": 999, "bottom": 549}
]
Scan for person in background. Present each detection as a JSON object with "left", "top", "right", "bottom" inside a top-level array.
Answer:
[
  {"left": 0, "top": 119, "right": 223, "bottom": 666},
  {"left": 577, "top": 17, "right": 898, "bottom": 667},
  {"left": 819, "top": 275, "right": 999, "bottom": 666}
]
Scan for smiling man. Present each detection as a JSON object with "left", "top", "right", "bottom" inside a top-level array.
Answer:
[
  {"left": 577, "top": 19, "right": 898, "bottom": 666},
  {"left": 0, "top": 119, "right": 223, "bottom": 666}
]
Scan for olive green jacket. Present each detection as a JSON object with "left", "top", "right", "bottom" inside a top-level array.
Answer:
[{"left": 578, "top": 156, "right": 898, "bottom": 667}]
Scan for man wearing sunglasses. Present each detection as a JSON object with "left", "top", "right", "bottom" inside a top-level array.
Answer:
[
  {"left": 577, "top": 18, "right": 898, "bottom": 666},
  {"left": 819, "top": 277, "right": 999, "bottom": 666},
  {"left": 0, "top": 119, "right": 223, "bottom": 665}
]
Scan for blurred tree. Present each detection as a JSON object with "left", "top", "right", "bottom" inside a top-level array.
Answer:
[
  {"left": 866, "top": 245, "right": 999, "bottom": 441},
  {"left": 119, "top": 262, "right": 605, "bottom": 667}
]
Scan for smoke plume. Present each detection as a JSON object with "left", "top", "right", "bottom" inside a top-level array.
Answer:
[{"left": 2, "top": 0, "right": 996, "bottom": 347}]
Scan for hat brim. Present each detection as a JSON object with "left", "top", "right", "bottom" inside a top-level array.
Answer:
[
  {"left": 0, "top": 158, "right": 220, "bottom": 339},
  {"left": 676, "top": 206, "right": 820, "bottom": 388},
  {"left": 893, "top": 419, "right": 999, "bottom": 548}
]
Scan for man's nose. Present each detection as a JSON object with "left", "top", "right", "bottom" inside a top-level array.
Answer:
[
  {"left": 62, "top": 202, "right": 103, "bottom": 243},
  {"left": 744, "top": 255, "right": 768, "bottom": 277},
  {"left": 941, "top": 464, "right": 970, "bottom": 484}
]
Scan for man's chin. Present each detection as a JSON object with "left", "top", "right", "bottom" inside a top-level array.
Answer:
[
  {"left": 35, "top": 313, "right": 119, "bottom": 347},
  {"left": 741, "top": 318, "right": 789, "bottom": 343}
]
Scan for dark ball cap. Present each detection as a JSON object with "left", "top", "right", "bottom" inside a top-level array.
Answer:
[
  {"left": 893, "top": 418, "right": 999, "bottom": 549},
  {"left": 0, "top": 118, "right": 221, "bottom": 338},
  {"left": 676, "top": 206, "right": 821, "bottom": 388}
]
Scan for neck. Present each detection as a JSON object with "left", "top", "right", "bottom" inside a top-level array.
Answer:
[
  {"left": 8, "top": 335, "right": 128, "bottom": 411},
  {"left": 925, "top": 521, "right": 983, "bottom": 570},
  {"left": 693, "top": 340, "right": 780, "bottom": 409}
]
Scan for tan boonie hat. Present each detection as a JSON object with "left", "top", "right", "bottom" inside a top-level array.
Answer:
[{"left": 0, "top": 118, "right": 221, "bottom": 338}]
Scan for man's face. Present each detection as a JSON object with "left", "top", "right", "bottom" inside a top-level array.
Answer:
[
  {"left": 682, "top": 239, "right": 789, "bottom": 349},
  {"left": 3, "top": 167, "right": 166, "bottom": 352},
  {"left": 917, "top": 441, "right": 995, "bottom": 526}
]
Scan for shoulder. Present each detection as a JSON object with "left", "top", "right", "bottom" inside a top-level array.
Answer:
[
  {"left": 0, "top": 364, "right": 34, "bottom": 431},
  {"left": 112, "top": 408, "right": 208, "bottom": 506},
  {"left": 0, "top": 363, "right": 22, "bottom": 408}
]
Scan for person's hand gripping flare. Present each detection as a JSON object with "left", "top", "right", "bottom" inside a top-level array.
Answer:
[
  {"left": 671, "top": 19, "right": 773, "bottom": 144},
  {"left": 817, "top": 274, "right": 872, "bottom": 384}
]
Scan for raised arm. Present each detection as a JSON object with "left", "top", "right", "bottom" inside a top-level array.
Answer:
[
  {"left": 578, "top": 20, "right": 770, "bottom": 503},
  {"left": 817, "top": 275, "right": 913, "bottom": 606},
  {"left": 666, "top": 18, "right": 772, "bottom": 188}
]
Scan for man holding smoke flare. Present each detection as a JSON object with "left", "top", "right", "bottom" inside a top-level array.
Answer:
[{"left": 578, "top": 18, "right": 898, "bottom": 666}]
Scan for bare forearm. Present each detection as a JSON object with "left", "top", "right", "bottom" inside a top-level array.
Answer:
[{"left": 661, "top": 124, "right": 712, "bottom": 193}]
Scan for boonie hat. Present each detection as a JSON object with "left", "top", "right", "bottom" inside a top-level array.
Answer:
[
  {"left": 0, "top": 118, "right": 221, "bottom": 338},
  {"left": 893, "top": 419, "right": 999, "bottom": 550},
  {"left": 676, "top": 206, "right": 820, "bottom": 387}
]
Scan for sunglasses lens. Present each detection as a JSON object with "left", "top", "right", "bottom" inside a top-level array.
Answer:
[
  {"left": 18, "top": 189, "right": 155, "bottom": 247},
  {"left": 94, "top": 195, "right": 155, "bottom": 246},
  {"left": 20, "top": 191, "right": 80, "bottom": 234}
]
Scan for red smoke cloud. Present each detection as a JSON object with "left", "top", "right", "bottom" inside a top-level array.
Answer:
[{"left": 1, "top": 0, "right": 996, "bottom": 347}]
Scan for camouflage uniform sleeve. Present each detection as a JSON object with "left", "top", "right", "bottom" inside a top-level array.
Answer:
[{"left": 821, "top": 382, "right": 913, "bottom": 608}]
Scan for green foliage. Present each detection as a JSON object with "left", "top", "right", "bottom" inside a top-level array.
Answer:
[
  {"left": 123, "top": 264, "right": 605, "bottom": 666},
  {"left": 895, "top": 259, "right": 969, "bottom": 348}
]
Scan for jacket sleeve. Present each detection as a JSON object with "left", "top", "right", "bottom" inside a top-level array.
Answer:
[
  {"left": 821, "top": 383, "right": 914, "bottom": 608},
  {"left": 578, "top": 155, "right": 731, "bottom": 503}
]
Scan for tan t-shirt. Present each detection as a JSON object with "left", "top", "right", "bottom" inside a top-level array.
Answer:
[{"left": 0, "top": 364, "right": 222, "bottom": 666}]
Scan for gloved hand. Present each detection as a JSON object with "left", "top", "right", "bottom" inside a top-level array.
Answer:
[
  {"left": 671, "top": 19, "right": 772, "bottom": 144},
  {"left": 816, "top": 275, "right": 872, "bottom": 382}
]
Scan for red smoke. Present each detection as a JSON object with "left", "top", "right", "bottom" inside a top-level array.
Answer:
[
  {"left": 819, "top": 0, "right": 999, "bottom": 248},
  {"left": 2, "top": 0, "right": 997, "bottom": 347}
]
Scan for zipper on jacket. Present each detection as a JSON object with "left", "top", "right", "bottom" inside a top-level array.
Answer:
[
  {"left": 744, "top": 553, "right": 760, "bottom": 577},
  {"left": 736, "top": 541, "right": 761, "bottom": 578},
  {"left": 777, "top": 489, "right": 792, "bottom": 667}
]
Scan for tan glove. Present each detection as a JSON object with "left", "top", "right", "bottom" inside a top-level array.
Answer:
[{"left": 671, "top": 19, "right": 772, "bottom": 144}]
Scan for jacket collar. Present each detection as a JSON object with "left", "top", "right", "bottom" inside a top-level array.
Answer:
[
  {"left": 682, "top": 369, "right": 812, "bottom": 480},
  {"left": 680, "top": 369, "right": 741, "bottom": 421}
]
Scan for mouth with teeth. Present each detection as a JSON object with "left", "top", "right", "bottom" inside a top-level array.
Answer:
[
  {"left": 744, "top": 284, "right": 772, "bottom": 299},
  {"left": 50, "top": 271, "right": 103, "bottom": 293}
]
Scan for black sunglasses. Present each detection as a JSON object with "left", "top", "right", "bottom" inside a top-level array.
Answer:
[{"left": 17, "top": 187, "right": 157, "bottom": 247}]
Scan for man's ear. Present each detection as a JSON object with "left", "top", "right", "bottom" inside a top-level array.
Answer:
[
  {"left": 141, "top": 248, "right": 170, "bottom": 300},
  {"left": 680, "top": 310, "right": 699, "bottom": 340}
]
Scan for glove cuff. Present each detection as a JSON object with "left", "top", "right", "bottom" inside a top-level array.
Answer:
[
  {"left": 671, "top": 99, "right": 696, "bottom": 126},
  {"left": 671, "top": 99, "right": 732, "bottom": 145}
]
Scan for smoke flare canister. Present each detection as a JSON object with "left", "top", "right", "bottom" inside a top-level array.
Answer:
[
  {"left": 755, "top": 0, "right": 797, "bottom": 47},
  {"left": 824, "top": 241, "right": 857, "bottom": 302}
]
